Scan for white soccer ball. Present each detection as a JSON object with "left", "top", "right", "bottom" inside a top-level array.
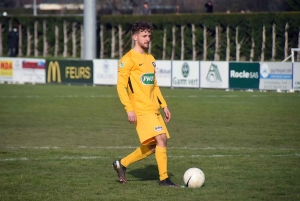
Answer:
[{"left": 183, "top": 167, "right": 205, "bottom": 188}]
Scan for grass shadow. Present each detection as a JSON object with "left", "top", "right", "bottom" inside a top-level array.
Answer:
[{"left": 127, "top": 164, "right": 174, "bottom": 181}]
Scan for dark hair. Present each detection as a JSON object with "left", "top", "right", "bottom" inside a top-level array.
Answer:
[{"left": 131, "top": 21, "right": 153, "bottom": 35}]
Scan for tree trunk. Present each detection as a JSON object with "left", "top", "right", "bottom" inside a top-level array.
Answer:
[
  {"left": 80, "top": 24, "right": 83, "bottom": 58},
  {"left": 181, "top": 25, "right": 185, "bottom": 60},
  {"left": 226, "top": 26, "right": 230, "bottom": 61},
  {"left": 118, "top": 24, "right": 123, "bottom": 58},
  {"left": 18, "top": 24, "right": 22, "bottom": 56},
  {"left": 43, "top": 21, "right": 47, "bottom": 57},
  {"left": 250, "top": 36, "right": 255, "bottom": 62},
  {"left": 63, "top": 20, "right": 68, "bottom": 57},
  {"left": 72, "top": 22, "right": 76, "bottom": 57},
  {"left": 54, "top": 25, "right": 59, "bottom": 57},
  {"left": 162, "top": 27, "right": 166, "bottom": 60},
  {"left": 203, "top": 25, "right": 207, "bottom": 61},
  {"left": 100, "top": 25, "right": 104, "bottom": 59},
  {"left": 261, "top": 25, "right": 266, "bottom": 62},
  {"left": 131, "top": 38, "right": 134, "bottom": 49},
  {"left": 0, "top": 23, "right": 2, "bottom": 56},
  {"left": 214, "top": 26, "right": 220, "bottom": 61},
  {"left": 9, "top": 21, "right": 12, "bottom": 31},
  {"left": 284, "top": 23, "right": 289, "bottom": 59},
  {"left": 111, "top": 27, "right": 115, "bottom": 58},
  {"left": 171, "top": 26, "right": 176, "bottom": 60},
  {"left": 271, "top": 24, "right": 276, "bottom": 61},
  {"left": 34, "top": 21, "right": 38, "bottom": 57},
  {"left": 298, "top": 27, "right": 300, "bottom": 61},
  {"left": 27, "top": 26, "right": 32, "bottom": 56},
  {"left": 149, "top": 41, "right": 152, "bottom": 54},
  {"left": 235, "top": 27, "right": 240, "bottom": 61},
  {"left": 192, "top": 24, "right": 196, "bottom": 60}
]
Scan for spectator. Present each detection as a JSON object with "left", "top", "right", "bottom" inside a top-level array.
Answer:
[
  {"left": 205, "top": 1, "right": 213, "bottom": 13},
  {"left": 176, "top": 5, "right": 180, "bottom": 14},
  {"left": 8, "top": 27, "right": 19, "bottom": 57},
  {"left": 142, "top": 2, "right": 151, "bottom": 15}
]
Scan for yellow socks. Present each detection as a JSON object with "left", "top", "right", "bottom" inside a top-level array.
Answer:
[
  {"left": 155, "top": 146, "right": 168, "bottom": 181},
  {"left": 121, "top": 145, "right": 154, "bottom": 167}
]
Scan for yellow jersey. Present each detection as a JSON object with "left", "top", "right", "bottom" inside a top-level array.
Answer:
[{"left": 117, "top": 49, "right": 167, "bottom": 115}]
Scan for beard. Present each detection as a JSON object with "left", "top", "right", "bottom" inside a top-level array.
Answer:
[{"left": 138, "top": 41, "right": 149, "bottom": 50}]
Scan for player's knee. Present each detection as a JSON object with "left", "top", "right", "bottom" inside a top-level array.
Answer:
[
  {"left": 155, "top": 133, "right": 167, "bottom": 147},
  {"left": 148, "top": 144, "right": 156, "bottom": 153}
]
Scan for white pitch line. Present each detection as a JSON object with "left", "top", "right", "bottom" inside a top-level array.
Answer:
[
  {"left": 0, "top": 95, "right": 241, "bottom": 99},
  {"left": 0, "top": 153, "right": 299, "bottom": 162},
  {"left": 3, "top": 146, "right": 298, "bottom": 151}
]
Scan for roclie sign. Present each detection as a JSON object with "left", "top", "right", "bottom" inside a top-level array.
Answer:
[
  {"left": 229, "top": 62, "right": 259, "bottom": 89},
  {"left": 46, "top": 60, "right": 93, "bottom": 84}
]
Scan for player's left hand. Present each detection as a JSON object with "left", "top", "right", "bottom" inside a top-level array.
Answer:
[{"left": 163, "top": 106, "right": 171, "bottom": 123}]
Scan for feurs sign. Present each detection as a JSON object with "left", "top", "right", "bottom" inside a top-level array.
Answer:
[
  {"left": 229, "top": 62, "right": 259, "bottom": 89},
  {"left": 46, "top": 60, "right": 93, "bottom": 84},
  {"left": 172, "top": 61, "right": 199, "bottom": 88}
]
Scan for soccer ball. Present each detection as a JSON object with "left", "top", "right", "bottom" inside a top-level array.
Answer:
[{"left": 183, "top": 167, "right": 205, "bottom": 188}]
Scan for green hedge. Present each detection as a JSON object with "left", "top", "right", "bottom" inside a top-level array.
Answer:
[{"left": 0, "top": 12, "right": 299, "bottom": 61}]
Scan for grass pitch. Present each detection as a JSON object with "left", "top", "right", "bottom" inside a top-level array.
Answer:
[{"left": 0, "top": 84, "right": 299, "bottom": 201}]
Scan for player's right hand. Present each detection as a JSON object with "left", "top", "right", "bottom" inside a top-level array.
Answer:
[{"left": 127, "top": 111, "right": 137, "bottom": 124}]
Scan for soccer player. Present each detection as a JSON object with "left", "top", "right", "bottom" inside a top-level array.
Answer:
[{"left": 112, "top": 21, "right": 177, "bottom": 187}]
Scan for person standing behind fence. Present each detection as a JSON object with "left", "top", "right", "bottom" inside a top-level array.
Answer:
[
  {"left": 8, "top": 27, "right": 19, "bottom": 57},
  {"left": 142, "top": 2, "right": 151, "bottom": 15},
  {"left": 205, "top": 1, "right": 213, "bottom": 13}
]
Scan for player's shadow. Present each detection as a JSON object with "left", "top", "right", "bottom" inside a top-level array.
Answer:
[{"left": 127, "top": 164, "right": 174, "bottom": 181}]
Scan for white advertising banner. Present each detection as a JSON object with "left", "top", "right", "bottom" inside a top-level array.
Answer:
[
  {"left": 259, "top": 62, "right": 292, "bottom": 90},
  {"left": 293, "top": 62, "right": 300, "bottom": 91},
  {"left": 200, "top": 61, "right": 229, "bottom": 89},
  {"left": 172, "top": 61, "right": 199, "bottom": 88},
  {"left": 155, "top": 60, "right": 171, "bottom": 87},
  {"left": 21, "top": 59, "right": 46, "bottom": 84},
  {"left": 0, "top": 58, "right": 45, "bottom": 84},
  {"left": 93, "top": 59, "right": 118, "bottom": 85}
]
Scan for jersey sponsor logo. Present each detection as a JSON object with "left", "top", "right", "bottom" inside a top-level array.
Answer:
[
  {"left": 182, "top": 62, "right": 189, "bottom": 78},
  {"left": 154, "top": 126, "right": 163, "bottom": 132},
  {"left": 119, "top": 62, "right": 125, "bottom": 68},
  {"left": 139, "top": 63, "right": 143, "bottom": 66},
  {"left": 206, "top": 63, "right": 222, "bottom": 83},
  {"left": 152, "top": 62, "right": 156, "bottom": 67},
  {"left": 140, "top": 73, "right": 154, "bottom": 85}
]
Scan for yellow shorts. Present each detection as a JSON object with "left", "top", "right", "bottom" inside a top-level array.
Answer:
[{"left": 136, "top": 113, "right": 170, "bottom": 145}]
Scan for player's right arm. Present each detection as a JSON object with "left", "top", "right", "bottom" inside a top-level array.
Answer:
[{"left": 117, "top": 57, "right": 136, "bottom": 123}]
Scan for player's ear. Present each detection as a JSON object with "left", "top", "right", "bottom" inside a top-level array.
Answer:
[{"left": 132, "top": 33, "right": 138, "bottom": 41}]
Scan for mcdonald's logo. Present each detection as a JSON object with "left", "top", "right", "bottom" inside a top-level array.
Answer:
[{"left": 47, "top": 61, "right": 61, "bottom": 83}]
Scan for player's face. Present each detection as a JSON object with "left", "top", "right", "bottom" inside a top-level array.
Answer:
[{"left": 134, "top": 30, "right": 151, "bottom": 50}]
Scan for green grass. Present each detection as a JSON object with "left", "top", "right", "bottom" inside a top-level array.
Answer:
[{"left": 0, "top": 84, "right": 299, "bottom": 201}]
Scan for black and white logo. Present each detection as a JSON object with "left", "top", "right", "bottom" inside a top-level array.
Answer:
[
  {"left": 206, "top": 63, "right": 222, "bottom": 83},
  {"left": 182, "top": 62, "right": 189, "bottom": 78}
]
